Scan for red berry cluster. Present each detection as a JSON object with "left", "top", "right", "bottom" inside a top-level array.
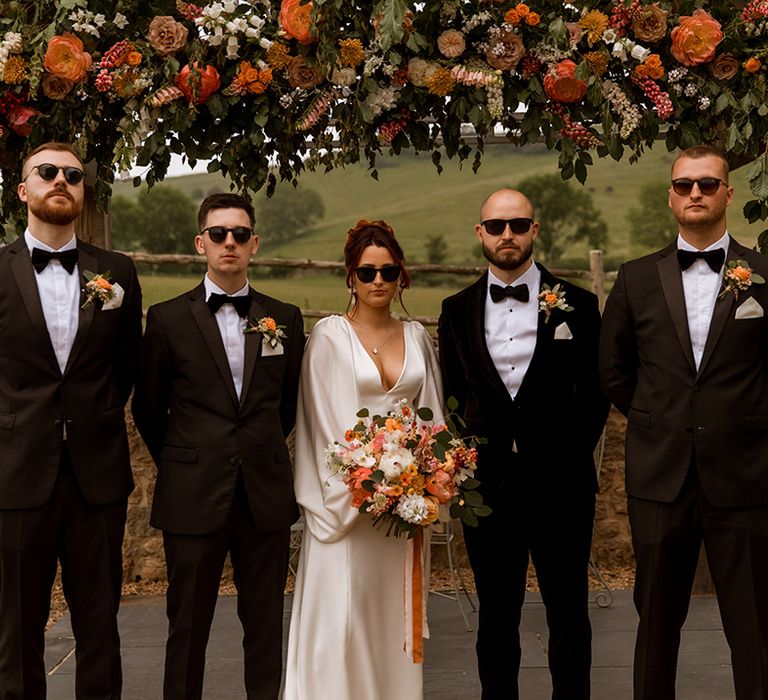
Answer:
[
  {"left": 608, "top": 0, "right": 641, "bottom": 34},
  {"left": 392, "top": 68, "right": 409, "bottom": 87},
  {"left": 0, "top": 90, "right": 25, "bottom": 116},
  {"left": 633, "top": 76, "right": 673, "bottom": 120},
  {"left": 177, "top": 0, "right": 204, "bottom": 21},
  {"left": 99, "top": 39, "right": 131, "bottom": 70},
  {"left": 549, "top": 103, "right": 601, "bottom": 149},
  {"left": 741, "top": 0, "right": 768, "bottom": 22},
  {"left": 377, "top": 111, "right": 412, "bottom": 145}
]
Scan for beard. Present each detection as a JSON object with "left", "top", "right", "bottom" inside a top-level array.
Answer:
[
  {"left": 28, "top": 189, "right": 83, "bottom": 226},
  {"left": 481, "top": 237, "right": 534, "bottom": 271}
]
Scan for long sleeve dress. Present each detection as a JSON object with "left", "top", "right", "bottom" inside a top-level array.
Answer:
[{"left": 283, "top": 315, "right": 444, "bottom": 700}]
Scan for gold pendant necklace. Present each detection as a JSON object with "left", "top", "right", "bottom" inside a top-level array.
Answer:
[{"left": 371, "top": 324, "right": 393, "bottom": 355}]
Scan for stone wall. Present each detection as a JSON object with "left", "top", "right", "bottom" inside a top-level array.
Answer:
[{"left": 121, "top": 407, "right": 633, "bottom": 582}]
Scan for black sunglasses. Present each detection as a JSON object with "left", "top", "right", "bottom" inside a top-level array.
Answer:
[
  {"left": 201, "top": 226, "right": 254, "bottom": 244},
  {"left": 671, "top": 178, "right": 724, "bottom": 196},
  {"left": 28, "top": 163, "right": 85, "bottom": 185},
  {"left": 482, "top": 218, "right": 533, "bottom": 236},
  {"left": 354, "top": 265, "right": 401, "bottom": 284}
]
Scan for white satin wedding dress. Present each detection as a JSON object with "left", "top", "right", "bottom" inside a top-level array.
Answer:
[{"left": 283, "top": 315, "right": 443, "bottom": 700}]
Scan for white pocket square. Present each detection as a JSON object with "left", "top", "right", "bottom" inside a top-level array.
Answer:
[
  {"left": 101, "top": 282, "right": 124, "bottom": 310},
  {"left": 261, "top": 338, "right": 284, "bottom": 356},
  {"left": 735, "top": 296, "right": 764, "bottom": 320},
  {"left": 554, "top": 321, "right": 573, "bottom": 340}
]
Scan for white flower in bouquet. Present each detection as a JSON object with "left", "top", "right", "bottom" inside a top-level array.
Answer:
[
  {"left": 343, "top": 446, "right": 376, "bottom": 469},
  {"left": 379, "top": 446, "right": 414, "bottom": 480},
  {"left": 394, "top": 494, "right": 430, "bottom": 524}
]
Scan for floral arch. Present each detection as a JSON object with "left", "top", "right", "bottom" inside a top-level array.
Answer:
[{"left": 2, "top": 0, "right": 768, "bottom": 233}]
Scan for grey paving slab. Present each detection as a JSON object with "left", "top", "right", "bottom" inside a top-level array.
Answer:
[{"left": 44, "top": 590, "right": 736, "bottom": 699}]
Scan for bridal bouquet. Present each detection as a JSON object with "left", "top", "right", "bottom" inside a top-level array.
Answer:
[{"left": 326, "top": 398, "right": 490, "bottom": 538}]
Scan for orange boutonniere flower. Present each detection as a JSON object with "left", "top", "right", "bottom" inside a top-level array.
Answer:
[
  {"left": 538, "top": 283, "right": 574, "bottom": 323},
  {"left": 719, "top": 260, "right": 765, "bottom": 300},
  {"left": 244, "top": 316, "right": 287, "bottom": 347}
]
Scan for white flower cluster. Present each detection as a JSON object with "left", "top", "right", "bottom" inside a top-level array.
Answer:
[
  {"left": 68, "top": 9, "right": 107, "bottom": 38},
  {"left": 610, "top": 37, "right": 650, "bottom": 63},
  {"left": 365, "top": 84, "right": 401, "bottom": 116},
  {"left": 667, "top": 67, "right": 688, "bottom": 83},
  {"left": 197, "top": 1, "right": 267, "bottom": 59},
  {"left": 602, "top": 80, "right": 642, "bottom": 139},
  {"left": 394, "top": 494, "right": 431, "bottom": 524},
  {"left": 363, "top": 54, "right": 384, "bottom": 77},
  {"left": 744, "top": 21, "right": 768, "bottom": 36},
  {"left": 698, "top": 96, "right": 711, "bottom": 110},
  {"left": 113, "top": 101, "right": 160, "bottom": 173},
  {"left": 462, "top": 11, "right": 492, "bottom": 32},
  {"left": 0, "top": 31, "right": 22, "bottom": 77}
]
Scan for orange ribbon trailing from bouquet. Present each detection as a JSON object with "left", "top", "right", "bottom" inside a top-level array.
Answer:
[{"left": 404, "top": 528, "right": 428, "bottom": 663}]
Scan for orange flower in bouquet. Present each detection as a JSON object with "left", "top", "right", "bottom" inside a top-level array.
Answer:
[
  {"left": 543, "top": 60, "right": 587, "bottom": 103},
  {"left": 44, "top": 34, "right": 92, "bottom": 83},
  {"left": 280, "top": 0, "right": 316, "bottom": 45},
  {"left": 176, "top": 63, "right": 221, "bottom": 104},
  {"left": 670, "top": 9, "right": 722, "bottom": 67}
]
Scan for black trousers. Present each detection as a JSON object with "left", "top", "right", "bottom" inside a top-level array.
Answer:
[
  {"left": 161, "top": 477, "right": 290, "bottom": 700},
  {"left": 629, "top": 464, "right": 768, "bottom": 700},
  {"left": 463, "top": 467, "right": 596, "bottom": 700},
  {"left": 0, "top": 447, "right": 127, "bottom": 700}
]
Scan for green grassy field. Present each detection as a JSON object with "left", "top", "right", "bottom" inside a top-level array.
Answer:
[{"left": 116, "top": 142, "right": 765, "bottom": 267}]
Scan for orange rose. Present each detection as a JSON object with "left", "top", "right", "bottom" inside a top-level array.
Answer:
[
  {"left": 543, "top": 59, "right": 587, "bottom": 103},
  {"left": 636, "top": 54, "right": 664, "bottom": 80},
  {"left": 126, "top": 51, "right": 143, "bottom": 66},
  {"left": 670, "top": 9, "right": 722, "bottom": 67},
  {"left": 176, "top": 63, "right": 221, "bottom": 104},
  {"left": 279, "top": 0, "right": 316, "bottom": 45},
  {"left": 263, "top": 317, "right": 277, "bottom": 331},
  {"left": 515, "top": 3, "right": 530, "bottom": 17},
  {"left": 95, "top": 278, "right": 113, "bottom": 290},
  {"left": 732, "top": 266, "right": 752, "bottom": 282},
  {"left": 544, "top": 292, "right": 558, "bottom": 305},
  {"left": 526, "top": 12, "right": 541, "bottom": 26},
  {"left": 44, "top": 34, "right": 92, "bottom": 83},
  {"left": 504, "top": 9, "right": 520, "bottom": 25},
  {"left": 744, "top": 57, "right": 762, "bottom": 73}
]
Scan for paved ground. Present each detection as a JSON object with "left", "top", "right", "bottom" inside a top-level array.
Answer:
[{"left": 45, "top": 589, "right": 734, "bottom": 699}]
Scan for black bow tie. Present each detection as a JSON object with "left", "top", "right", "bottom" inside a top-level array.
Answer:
[
  {"left": 490, "top": 283, "right": 529, "bottom": 303},
  {"left": 676, "top": 248, "right": 725, "bottom": 273},
  {"left": 207, "top": 292, "right": 251, "bottom": 317},
  {"left": 31, "top": 247, "right": 79, "bottom": 274}
]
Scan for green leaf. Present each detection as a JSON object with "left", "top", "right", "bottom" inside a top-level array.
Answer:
[
  {"left": 433, "top": 442, "right": 446, "bottom": 460},
  {"left": 746, "top": 156, "right": 768, "bottom": 200},
  {"left": 714, "top": 93, "right": 730, "bottom": 115},
  {"left": 416, "top": 406, "right": 433, "bottom": 421},
  {"left": 356, "top": 408, "right": 370, "bottom": 418},
  {"left": 447, "top": 396, "right": 459, "bottom": 411},
  {"left": 461, "top": 477, "right": 481, "bottom": 490},
  {"left": 370, "top": 469, "right": 384, "bottom": 483},
  {"left": 473, "top": 505, "right": 493, "bottom": 517},
  {"left": 463, "top": 490, "right": 483, "bottom": 506},
  {"left": 373, "top": 0, "right": 408, "bottom": 52},
  {"left": 757, "top": 229, "right": 768, "bottom": 255},
  {"left": 461, "top": 508, "right": 479, "bottom": 527}
]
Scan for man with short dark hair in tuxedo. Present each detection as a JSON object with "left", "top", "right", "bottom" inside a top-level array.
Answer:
[
  {"left": 0, "top": 142, "right": 143, "bottom": 698},
  {"left": 438, "top": 188, "right": 608, "bottom": 699},
  {"left": 600, "top": 145, "right": 768, "bottom": 699},
  {"left": 132, "top": 192, "right": 304, "bottom": 699}
]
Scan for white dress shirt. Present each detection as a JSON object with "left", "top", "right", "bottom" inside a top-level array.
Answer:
[
  {"left": 25, "top": 230, "right": 80, "bottom": 374},
  {"left": 204, "top": 275, "right": 249, "bottom": 399},
  {"left": 484, "top": 262, "right": 541, "bottom": 400},
  {"left": 678, "top": 231, "right": 729, "bottom": 369}
]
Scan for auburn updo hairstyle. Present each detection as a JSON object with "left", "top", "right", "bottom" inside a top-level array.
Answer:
[{"left": 343, "top": 219, "right": 411, "bottom": 312}]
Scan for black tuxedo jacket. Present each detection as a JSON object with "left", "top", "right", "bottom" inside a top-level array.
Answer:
[
  {"left": 600, "top": 237, "right": 768, "bottom": 508},
  {"left": 438, "top": 264, "right": 608, "bottom": 505},
  {"left": 0, "top": 237, "right": 142, "bottom": 508},
  {"left": 132, "top": 282, "right": 305, "bottom": 535}
]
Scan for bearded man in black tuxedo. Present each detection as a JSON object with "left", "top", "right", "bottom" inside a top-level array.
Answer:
[
  {"left": 133, "top": 193, "right": 304, "bottom": 699},
  {"left": 600, "top": 145, "right": 768, "bottom": 699},
  {"left": 438, "top": 188, "right": 608, "bottom": 699},
  {"left": 0, "top": 142, "right": 143, "bottom": 698}
]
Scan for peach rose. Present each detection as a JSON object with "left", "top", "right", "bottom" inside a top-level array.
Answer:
[
  {"left": 279, "top": 0, "right": 316, "bottom": 45},
  {"left": 437, "top": 29, "right": 466, "bottom": 59},
  {"left": 41, "top": 74, "right": 74, "bottom": 100},
  {"left": 670, "top": 9, "right": 722, "bottom": 67},
  {"left": 176, "top": 63, "right": 221, "bottom": 104},
  {"left": 710, "top": 53, "right": 739, "bottom": 80},
  {"left": 147, "top": 16, "right": 188, "bottom": 57},
  {"left": 44, "top": 34, "right": 92, "bottom": 83},
  {"left": 425, "top": 471, "right": 454, "bottom": 504},
  {"left": 486, "top": 29, "right": 526, "bottom": 71},
  {"left": 543, "top": 59, "right": 587, "bottom": 103},
  {"left": 631, "top": 3, "right": 668, "bottom": 43}
]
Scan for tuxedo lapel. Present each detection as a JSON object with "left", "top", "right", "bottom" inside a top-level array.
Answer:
[
  {"left": 657, "top": 245, "right": 696, "bottom": 373},
  {"left": 188, "top": 283, "right": 240, "bottom": 409},
  {"left": 467, "top": 274, "right": 512, "bottom": 403},
  {"left": 64, "top": 245, "right": 97, "bottom": 375},
  {"left": 240, "top": 293, "right": 267, "bottom": 406},
  {"left": 7, "top": 238, "right": 60, "bottom": 373},
  {"left": 697, "top": 238, "right": 743, "bottom": 378}
]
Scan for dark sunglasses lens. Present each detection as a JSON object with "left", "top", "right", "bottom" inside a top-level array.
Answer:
[
  {"left": 36, "top": 164, "right": 59, "bottom": 181},
  {"left": 63, "top": 167, "right": 84, "bottom": 185},
  {"left": 206, "top": 227, "right": 252, "bottom": 243},
  {"left": 697, "top": 178, "right": 721, "bottom": 195},
  {"left": 380, "top": 265, "right": 400, "bottom": 282},
  {"left": 509, "top": 218, "right": 532, "bottom": 234},
  {"left": 355, "top": 267, "right": 376, "bottom": 283},
  {"left": 231, "top": 227, "right": 252, "bottom": 243},
  {"left": 206, "top": 227, "right": 227, "bottom": 243},
  {"left": 483, "top": 219, "right": 506, "bottom": 236},
  {"left": 672, "top": 179, "right": 694, "bottom": 195}
]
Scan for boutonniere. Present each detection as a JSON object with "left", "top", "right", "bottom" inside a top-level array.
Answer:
[
  {"left": 719, "top": 260, "right": 765, "bottom": 300},
  {"left": 244, "top": 315, "right": 287, "bottom": 348},
  {"left": 538, "top": 283, "right": 573, "bottom": 323},
  {"left": 82, "top": 270, "right": 118, "bottom": 310}
]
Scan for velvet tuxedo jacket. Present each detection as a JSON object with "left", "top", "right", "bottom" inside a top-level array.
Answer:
[
  {"left": 600, "top": 237, "right": 768, "bottom": 508},
  {"left": 132, "top": 282, "right": 305, "bottom": 535},
  {"left": 438, "top": 264, "right": 608, "bottom": 504},
  {"left": 0, "top": 236, "right": 142, "bottom": 508}
]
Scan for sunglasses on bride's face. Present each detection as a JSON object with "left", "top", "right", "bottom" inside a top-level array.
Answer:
[{"left": 354, "top": 265, "right": 401, "bottom": 283}]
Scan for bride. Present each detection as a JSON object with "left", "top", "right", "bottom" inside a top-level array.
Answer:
[{"left": 283, "top": 220, "right": 444, "bottom": 699}]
